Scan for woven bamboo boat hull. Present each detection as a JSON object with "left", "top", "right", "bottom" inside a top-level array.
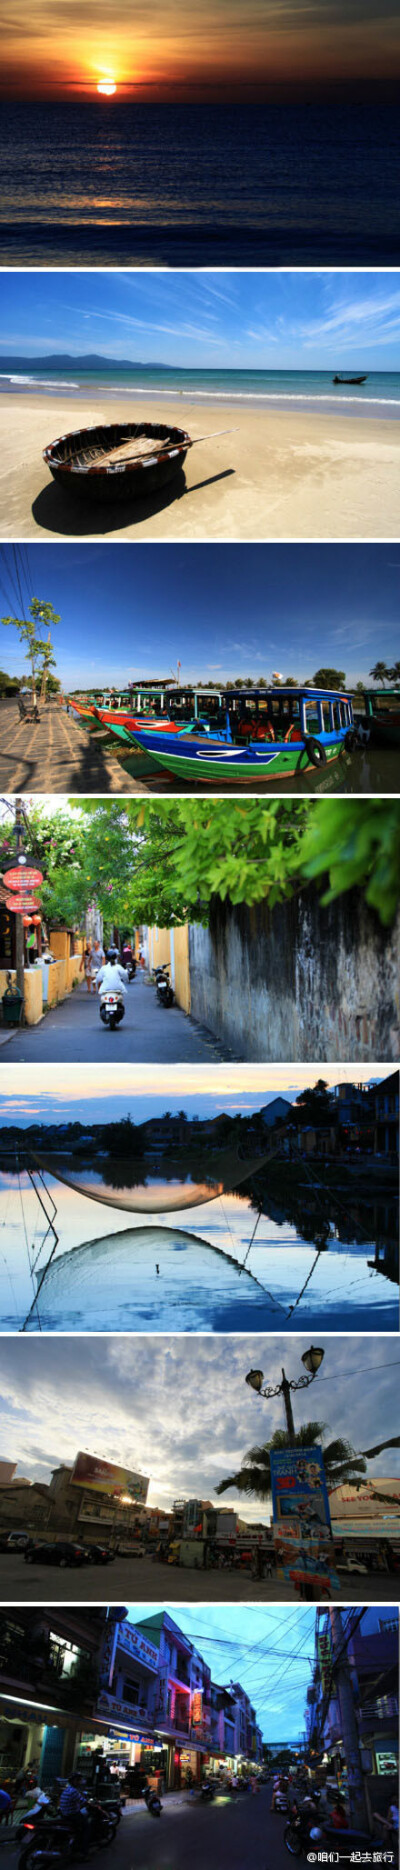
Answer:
[{"left": 43, "top": 420, "right": 190, "bottom": 503}]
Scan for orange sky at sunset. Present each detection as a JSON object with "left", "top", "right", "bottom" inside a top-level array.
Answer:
[{"left": 1, "top": 0, "right": 399, "bottom": 98}]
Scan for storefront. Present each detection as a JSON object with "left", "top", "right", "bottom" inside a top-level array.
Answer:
[{"left": 0, "top": 1693, "right": 103, "bottom": 1790}]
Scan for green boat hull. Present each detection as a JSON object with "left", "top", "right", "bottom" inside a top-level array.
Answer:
[{"left": 134, "top": 739, "right": 345, "bottom": 785}]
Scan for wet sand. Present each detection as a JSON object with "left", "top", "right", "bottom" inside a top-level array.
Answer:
[{"left": 1, "top": 391, "right": 399, "bottom": 539}]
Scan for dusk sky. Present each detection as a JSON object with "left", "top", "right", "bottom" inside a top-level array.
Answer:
[
  {"left": 0, "top": 543, "right": 398, "bottom": 690},
  {"left": 0, "top": 1063, "right": 379, "bottom": 1127},
  {"left": 1, "top": 271, "right": 400, "bottom": 369},
  {"left": 1, "top": 1335, "right": 399, "bottom": 1522},
  {"left": 2, "top": 0, "right": 398, "bottom": 99},
  {"left": 128, "top": 1602, "right": 317, "bottom": 1742}
]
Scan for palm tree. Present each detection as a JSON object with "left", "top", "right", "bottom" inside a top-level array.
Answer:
[
  {"left": 369, "top": 660, "right": 390, "bottom": 685},
  {"left": 216, "top": 1420, "right": 367, "bottom": 1499}
]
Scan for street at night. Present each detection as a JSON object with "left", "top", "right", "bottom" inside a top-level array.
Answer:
[{"left": 0, "top": 1790, "right": 292, "bottom": 1870}]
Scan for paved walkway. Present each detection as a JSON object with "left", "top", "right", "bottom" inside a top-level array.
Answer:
[
  {"left": 2, "top": 970, "right": 231, "bottom": 1062},
  {"left": 0, "top": 699, "right": 208, "bottom": 794},
  {"left": 0, "top": 698, "right": 171, "bottom": 794}
]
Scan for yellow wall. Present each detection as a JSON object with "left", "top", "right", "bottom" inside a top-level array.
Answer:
[
  {"left": 68, "top": 955, "right": 83, "bottom": 990},
  {"left": 50, "top": 929, "right": 70, "bottom": 962},
  {"left": 0, "top": 967, "right": 43, "bottom": 1025},
  {"left": 147, "top": 924, "right": 190, "bottom": 1013},
  {"left": 172, "top": 924, "right": 190, "bottom": 1013}
]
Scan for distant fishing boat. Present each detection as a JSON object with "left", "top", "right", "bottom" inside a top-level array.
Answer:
[
  {"left": 43, "top": 419, "right": 235, "bottom": 503},
  {"left": 353, "top": 687, "right": 400, "bottom": 748},
  {"left": 125, "top": 685, "right": 358, "bottom": 785},
  {"left": 332, "top": 374, "right": 368, "bottom": 385}
]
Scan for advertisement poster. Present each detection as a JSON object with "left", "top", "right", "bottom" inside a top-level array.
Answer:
[
  {"left": 71, "top": 1450, "right": 149, "bottom": 1502},
  {"left": 270, "top": 1447, "right": 339, "bottom": 1595}
]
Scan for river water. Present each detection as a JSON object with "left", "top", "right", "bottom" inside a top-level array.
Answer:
[{"left": 0, "top": 1173, "right": 397, "bottom": 1333}]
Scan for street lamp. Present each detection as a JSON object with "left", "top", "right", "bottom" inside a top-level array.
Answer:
[{"left": 245, "top": 1347, "right": 325, "bottom": 1438}]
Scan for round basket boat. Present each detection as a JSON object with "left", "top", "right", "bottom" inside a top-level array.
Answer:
[{"left": 43, "top": 419, "right": 191, "bottom": 504}]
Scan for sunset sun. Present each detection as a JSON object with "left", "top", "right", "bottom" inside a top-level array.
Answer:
[{"left": 97, "top": 79, "right": 117, "bottom": 95}]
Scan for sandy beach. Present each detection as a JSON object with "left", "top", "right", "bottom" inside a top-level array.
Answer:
[{"left": 0, "top": 391, "right": 399, "bottom": 540}]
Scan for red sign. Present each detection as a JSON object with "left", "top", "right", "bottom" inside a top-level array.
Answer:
[
  {"left": 3, "top": 866, "right": 43, "bottom": 891},
  {"left": 5, "top": 895, "right": 40, "bottom": 913}
]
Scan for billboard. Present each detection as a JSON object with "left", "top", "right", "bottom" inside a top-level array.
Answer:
[
  {"left": 70, "top": 1451, "right": 149, "bottom": 1503},
  {"left": 270, "top": 1447, "right": 339, "bottom": 1594}
]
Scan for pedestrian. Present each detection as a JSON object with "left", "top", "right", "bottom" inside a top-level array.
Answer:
[
  {"left": 26, "top": 928, "right": 36, "bottom": 967},
  {"left": 82, "top": 945, "right": 92, "bottom": 992},
  {"left": 90, "top": 937, "right": 105, "bottom": 991}
]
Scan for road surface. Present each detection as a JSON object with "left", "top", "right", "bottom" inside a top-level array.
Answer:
[
  {"left": 2, "top": 972, "right": 230, "bottom": 1063},
  {"left": 1, "top": 1551, "right": 397, "bottom": 1606},
  {"left": 1, "top": 1789, "right": 293, "bottom": 1870}
]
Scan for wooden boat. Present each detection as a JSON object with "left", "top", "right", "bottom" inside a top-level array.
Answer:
[
  {"left": 353, "top": 687, "right": 400, "bottom": 748},
  {"left": 125, "top": 686, "right": 357, "bottom": 785},
  {"left": 332, "top": 374, "right": 368, "bottom": 385},
  {"left": 43, "top": 420, "right": 191, "bottom": 503}
]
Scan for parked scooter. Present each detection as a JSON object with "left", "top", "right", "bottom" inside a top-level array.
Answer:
[
  {"left": 142, "top": 1785, "right": 162, "bottom": 1818},
  {"left": 200, "top": 1781, "right": 215, "bottom": 1803},
  {"left": 154, "top": 965, "right": 174, "bottom": 1008},
  {"left": 284, "top": 1795, "right": 387, "bottom": 1861}
]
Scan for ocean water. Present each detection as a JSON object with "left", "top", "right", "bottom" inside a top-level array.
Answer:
[
  {"left": 1, "top": 366, "right": 399, "bottom": 421},
  {"left": 0, "top": 100, "right": 399, "bottom": 266},
  {"left": 0, "top": 1173, "right": 397, "bottom": 1333}
]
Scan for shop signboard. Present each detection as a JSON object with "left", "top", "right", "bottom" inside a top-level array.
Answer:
[
  {"left": 375, "top": 1750, "right": 398, "bottom": 1775},
  {"left": 317, "top": 1626, "right": 333, "bottom": 1696},
  {"left": 270, "top": 1446, "right": 339, "bottom": 1593},
  {"left": 3, "top": 867, "right": 43, "bottom": 891},
  {"left": 6, "top": 894, "right": 40, "bottom": 912},
  {"left": 192, "top": 1691, "right": 203, "bottom": 1726},
  {"left": 71, "top": 1450, "right": 149, "bottom": 1503}
]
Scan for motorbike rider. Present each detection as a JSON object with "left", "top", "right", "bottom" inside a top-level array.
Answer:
[
  {"left": 96, "top": 955, "right": 129, "bottom": 1001},
  {"left": 58, "top": 1774, "right": 90, "bottom": 1854}
]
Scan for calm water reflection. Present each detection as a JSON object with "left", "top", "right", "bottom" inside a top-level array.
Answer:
[{"left": 0, "top": 1172, "right": 397, "bottom": 1332}]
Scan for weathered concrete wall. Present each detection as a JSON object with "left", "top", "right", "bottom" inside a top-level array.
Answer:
[{"left": 188, "top": 888, "right": 400, "bottom": 1062}]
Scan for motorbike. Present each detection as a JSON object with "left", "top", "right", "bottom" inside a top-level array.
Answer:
[
  {"left": 284, "top": 1796, "right": 387, "bottom": 1861},
  {"left": 99, "top": 988, "right": 125, "bottom": 1031},
  {"left": 18, "top": 1797, "right": 116, "bottom": 1870},
  {"left": 200, "top": 1782, "right": 215, "bottom": 1803},
  {"left": 142, "top": 1785, "right": 162, "bottom": 1818},
  {"left": 154, "top": 965, "right": 174, "bottom": 1008}
]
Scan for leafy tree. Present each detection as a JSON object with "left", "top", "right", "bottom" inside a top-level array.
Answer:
[
  {"left": 313, "top": 667, "right": 346, "bottom": 689},
  {"left": 369, "top": 660, "right": 390, "bottom": 685},
  {"left": 284, "top": 676, "right": 298, "bottom": 686},
  {"left": 388, "top": 661, "right": 400, "bottom": 684},
  {"left": 2, "top": 599, "right": 60, "bottom": 707},
  {"left": 299, "top": 798, "right": 400, "bottom": 926},
  {"left": 216, "top": 1422, "right": 367, "bottom": 1500}
]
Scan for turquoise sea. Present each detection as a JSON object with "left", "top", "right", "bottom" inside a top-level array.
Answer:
[{"left": 1, "top": 367, "right": 400, "bottom": 419}]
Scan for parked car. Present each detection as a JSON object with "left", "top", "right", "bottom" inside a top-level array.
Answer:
[
  {"left": 84, "top": 1544, "right": 116, "bottom": 1565},
  {"left": 6, "top": 1532, "right": 32, "bottom": 1550},
  {"left": 24, "top": 1541, "right": 89, "bottom": 1568}
]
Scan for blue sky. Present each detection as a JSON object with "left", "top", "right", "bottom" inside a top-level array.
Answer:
[
  {"left": 1, "top": 544, "right": 398, "bottom": 689},
  {"left": 128, "top": 1602, "right": 317, "bottom": 1742},
  {"left": 1, "top": 271, "right": 400, "bottom": 368}
]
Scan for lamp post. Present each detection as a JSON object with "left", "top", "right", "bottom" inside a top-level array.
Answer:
[{"left": 245, "top": 1346, "right": 325, "bottom": 1438}]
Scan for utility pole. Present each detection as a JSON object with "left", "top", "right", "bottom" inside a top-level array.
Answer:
[
  {"left": 329, "top": 1608, "right": 370, "bottom": 1832},
  {"left": 281, "top": 1368, "right": 295, "bottom": 1438},
  {"left": 14, "top": 797, "right": 25, "bottom": 1010}
]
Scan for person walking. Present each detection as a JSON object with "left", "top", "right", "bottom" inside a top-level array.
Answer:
[
  {"left": 89, "top": 937, "right": 105, "bottom": 992},
  {"left": 81, "top": 945, "right": 92, "bottom": 992}
]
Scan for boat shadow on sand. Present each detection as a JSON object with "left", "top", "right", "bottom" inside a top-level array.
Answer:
[{"left": 32, "top": 466, "right": 236, "bottom": 537}]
